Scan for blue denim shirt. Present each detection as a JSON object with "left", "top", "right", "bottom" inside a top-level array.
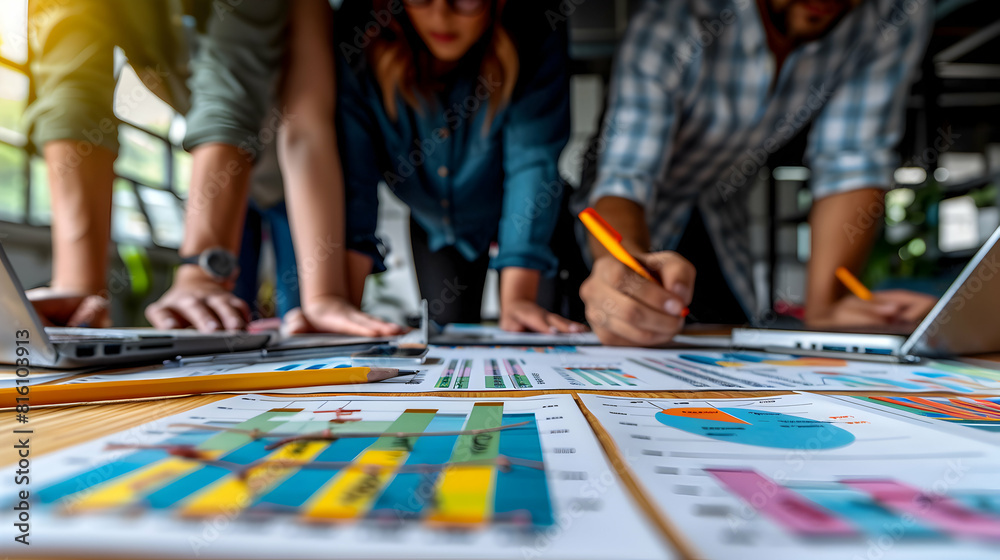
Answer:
[{"left": 336, "top": 14, "right": 570, "bottom": 274}]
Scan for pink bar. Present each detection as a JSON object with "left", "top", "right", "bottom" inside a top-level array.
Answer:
[
  {"left": 844, "top": 479, "right": 1000, "bottom": 539},
  {"left": 707, "top": 468, "right": 857, "bottom": 537}
]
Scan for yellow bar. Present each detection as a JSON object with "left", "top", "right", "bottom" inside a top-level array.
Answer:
[
  {"left": 180, "top": 441, "right": 329, "bottom": 518},
  {"left": 62, "top": 453, "right": 222, "bottom": 513},
  {"left": 302, "top": 449, "right": 407, "bottom": 520},
  {"left": 426, "top": 465, "right": 495, "bottom": 525}
]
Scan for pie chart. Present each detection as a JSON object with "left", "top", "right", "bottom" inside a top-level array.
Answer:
[{"left": 654, "top": 407, "right": 855, "bottom": 449}]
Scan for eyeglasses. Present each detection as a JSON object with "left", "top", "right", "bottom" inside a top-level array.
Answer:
[{"left": 403, "top": 0, "right": 488, "bottom": 16}]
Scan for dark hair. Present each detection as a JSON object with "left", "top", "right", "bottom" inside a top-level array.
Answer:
[{"left": 368, "top": 0, "right": 518, "bottom": 129}]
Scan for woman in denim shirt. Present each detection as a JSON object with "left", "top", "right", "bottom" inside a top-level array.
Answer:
[{"left": 282, "top": 0, "right": 584, "bottom": 333}]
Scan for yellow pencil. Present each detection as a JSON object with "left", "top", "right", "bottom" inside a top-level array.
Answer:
[
  {"left": 835, "top": 266, "right": 873, "bottom": 301},
  {"left": 0, "top": 367, "right": 400, "bottom": 408}
]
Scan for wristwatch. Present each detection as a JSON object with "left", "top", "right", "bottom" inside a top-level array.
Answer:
[{"left": 179, "top": 247, "right": 239, "bottom": 282}]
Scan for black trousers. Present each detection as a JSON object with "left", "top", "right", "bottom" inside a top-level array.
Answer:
[
  {"left": 409, "top": 218, "right": 491, "bottom": 325},
  {"left": 408, "top": 185, "right": 589, "bottom": 326},
  {"left": 673, "top": 208, "right": 749, "bottom": 325}
]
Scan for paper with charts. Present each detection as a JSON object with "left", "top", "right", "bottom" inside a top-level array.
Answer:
[
  {"left": 2, "top": 394, "right": 672, "bottom": 560},
  {"left": 579, "top": 392, "right": 1000, "bottom": 560},
  {"left": 205, "top": 347, "right": 1000, "bottom": 394},
  {"left": 49, "top": 346, "right": 1000, "bottom": 394},
  {"left": 839, "top": 394, "right": 1000, "bottom": 444}
]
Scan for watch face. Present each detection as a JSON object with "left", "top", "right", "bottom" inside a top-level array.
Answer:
[{"left": 203, "top": 249, "right": 237, "bottom": 279}]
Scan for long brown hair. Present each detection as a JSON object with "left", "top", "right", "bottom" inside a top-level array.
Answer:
[{"left": 368, "top": 0, "right": 518, "bottom": 129}]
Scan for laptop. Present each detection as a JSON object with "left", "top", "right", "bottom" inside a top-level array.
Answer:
[
  {"left": 732, "top": 224, "right": 1000, "bottom": 362},
  {"left": 1, "top": 244, "right": 271, "bottom": 369}
]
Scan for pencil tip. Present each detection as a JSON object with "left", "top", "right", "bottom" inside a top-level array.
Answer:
[{"left": 367, "top": 368, "right": 400, "bottom": 382}]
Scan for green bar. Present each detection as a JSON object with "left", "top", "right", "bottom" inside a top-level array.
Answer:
[
  {"left": 504, "top": 359, "right": 532, "bottom": 388},
  {"left": 486, "top": 359, "right": 506, "bottom": 389},
  {"left": 588, "top": 370, "right": 621, "bottom": 386},
  {"left": 198, "top": 409, "right": 302, "bottom": 451},
  {"left": 929, "top": 361, "right": 1000, "bottom": 382},
  {"left": 456, "top": 360, "right": 472, "bottom": 389},
  {"left": 436, "top": 360, "right": 457, "bottom": 388},
  {"left": 608, "top": 370, "right": 637, "bottom": 386},
  {"left": 330, "top": 421, "right": 394, "bottom": 434},
  {"left": 853, "top": 396, "right": 928, "bottom": 416},
  {"left": 570, "top": 368, "right": 602, "bottom": 386},
  {"left": 448, "top": 403, "right": 503, "bottom": 463},
  {"left": 371, "top": 409, "right": 437, "bottom": 451}
]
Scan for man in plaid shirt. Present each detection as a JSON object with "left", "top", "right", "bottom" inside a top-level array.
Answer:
[{"left": 579, "top": 0, "right": 937, "bottom": 346}]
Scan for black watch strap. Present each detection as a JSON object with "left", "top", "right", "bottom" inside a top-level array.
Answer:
[{"left": 179, "top": 247, "right": 238, "bottom": 281}]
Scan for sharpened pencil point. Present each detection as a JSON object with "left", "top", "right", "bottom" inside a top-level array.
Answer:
[{"left": 367, "top": 368, "right": 401, "bottom": 382}]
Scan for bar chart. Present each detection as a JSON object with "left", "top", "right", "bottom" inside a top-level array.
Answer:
[{"left": 9, "top": 395, "right": 671, "bottom": 560}]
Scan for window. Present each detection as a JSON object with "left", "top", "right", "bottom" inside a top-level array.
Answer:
[
  {"left": 28, "top": 156, "right": 50, "bottom": 224},
  {"left": 0, "top": 143, "right": 26, "bottom": 221},
  {"left": 0, "top": 2, "right": 190, "bottom": 251},
  {"left": 0, "top": 0, "right": 28, "bottom": 64},
  {"left": 138, "top": 184, "right": 184, "bottom": 248},
  {"left": 0, "top": 66, "right": 27, "bottom": 142},
  {"left": 111, "top": 179, "right": 152, "bottom": 245},
  {"left": 115, "top": 124, "right": 168, "bottom": 188}
]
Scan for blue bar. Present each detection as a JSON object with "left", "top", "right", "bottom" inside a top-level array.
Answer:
[
  {"left": 792, "top": 483, "right": 940, "bottom": 539},
  {"left": 144, "top": 440, "right": 277, "bottom": 508},
  {"left": 252, "top": 437, "right": 377, "bottom": 509},
  {"left": 276, "top": 364, "right": 301, "bottom": 371},
  {"left": 679, "top": 354, "right": 723, "bottom": 366},
  {"left": 722, "top": 353, "right": 767, "bottom": 363},
  {"left": 954, "top": 492, "right": 1000, "bottom": 516},
  {"left": 35, "top": 430, "right": 215, "bottom": 504},
  {"left": 369, "top": 414, "right": 467, "bottom": 517},
  {"left": 493, "top": 413, "right": 554, "bottom": 526},
  {"left": 36, "top": 450, "right": 166, "bottom": 504}
]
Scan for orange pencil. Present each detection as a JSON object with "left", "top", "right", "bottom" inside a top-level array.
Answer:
[
  {"left": 578, "top": 207, "right": 689, "bottom": 317},
  {"left": 835, "top": 266, "right": 873, "bottom": 301}
]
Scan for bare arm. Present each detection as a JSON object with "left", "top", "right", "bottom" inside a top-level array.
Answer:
[
  {"left": 179, "top": 144, "right": 252, "bottom": 261},
  {"left": 589, "top": 196, "right": 651, "bottom": 257},
  {"left": 145, "top": 143, "right": 253, "bottom": 331},
  {"left": 27, "top": 141, "right": 115, "bottom": 327},
  {"left": 277, "top": 0, "right": 402, "bottom": 336},
  {"left": 278, "top": 0, "right": 346, "bottom": 304},
  {"left": 146, "top": 0, "right": 288, "bottom": 331},
  {"left": 805, "top": 188, "right": 936, "bottom": 327},
  {"left": 805, "top": 188, "right": 883, "bottom": 321}
]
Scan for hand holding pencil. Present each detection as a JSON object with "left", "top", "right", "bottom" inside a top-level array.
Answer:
[
  {"left": 578, "top": 207, "right": 696, "bottom": 347},
  {"left": 809, "top": 266, "right": 938, "bottom": 328}
]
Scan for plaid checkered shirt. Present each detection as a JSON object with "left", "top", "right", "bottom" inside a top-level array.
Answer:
[{"left": 587, "top": 0, "right": 933, "bottom": 317}]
